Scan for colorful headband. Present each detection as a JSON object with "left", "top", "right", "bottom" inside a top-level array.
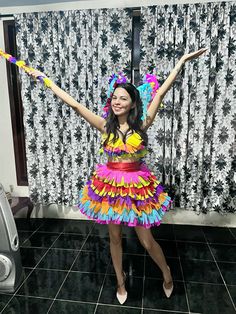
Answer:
[
  {"left": 102, "top": 72, "right": 162, "bottom": 120},
  {"left": 0, "top": 48, "right": 52, "bottom": 88}
]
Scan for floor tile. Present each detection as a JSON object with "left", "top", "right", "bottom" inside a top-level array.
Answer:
[
  {"left": 90, "top": 224, "right": 138, "bottom": 238},
  {"left": 12, "top": 268, "right": 33, "bottom": 292},
  {"left": 22, "top": 232, "right": 60, "bottom": 248},
  {"left": 210, "top": 243, "right": 236, "bottom": 262},
  {"left": 143, "top": 310, "right": 187, "bottom": 314},
  {"left": 38, "top": 218, "right": 68, "bottom": 232},
  {"left": 122, "top": 225, "right": 139, "bottom": 238},
  {"left": 107, "top": 254, "right": 144, "bottom": 277},
  {"left": 37, "top": 248, "right": 78, "bottom": 270},
  {"left": 186, "top": 282, "right": 236, "bottom": 314},
  {"left": 82, "top": 235, "right": 110, "bottom": 252},
  {"left": 230, "top": 228, "right": 236, "bottom": 238},
  {"left": 96, "top": 304, "right": 141, "bottom": 313},
  {"left": 228, "top": 285, "right": 236, "bottom": 305},
  {"left": 91, "top": 224, "right": 110, "bottom": 237},
  {"left": 177, "top": 242, "right": 213, "bottom": 260},
  {"left": 218, "top": 262, "right": 236, "bottom": 285},
  {"left": 57, "top": 272, "right": 105, "bottom": 302},
  {"left": 202, "top": 226, "right": 236, "bottom": 244},
  {"left": 1, "top": 295, "right": 53, "bottom": 314},
  {"left": 16, "top": 269, "right": 67, "bottom": 298},
  {"left": 15, "top": 218, "right": 44, "bottom": 231},
  {"left": 18, "top": 231, "right": 34, "bottom": 245},
  {"left": 143, "top": 278, "right": 188, "bottom": 312},
  {"left": 151, "top": 223, "right": 175, "bottom": 240},
  {"left": 158, "top": 240, "right": 178, "bottom": 258},
  {"left": 72, "top": 250, "right": 110, "bottom": 273},
  {"left": 122, "top": 237, "right": 145, "bottom": 254},
  {"left": 0, "top": 294, "right": 13, "bottom": 311},
  {"left": 145, "top": 257, "right": 183, "bottom": 281},
  {"left": 20, "top": 247, "right": 47, "bottom": 267},
  {"left": 99, "top": 274, "right": 143, "bottom": 308},
  {"left": 48, "top": 300, "right": 95, "bottom": 313},
  {"left": 180, "top": 259, "right": 223, "bottom": 284},
  {"left": 52, "top": 233, "right": 86, "bottom": 250},
  {"left": 63, "top": 219, "right": 94, "bottom": 234},
  {"left": 173, "top": 225, "right": 206, "bottom": 242}
]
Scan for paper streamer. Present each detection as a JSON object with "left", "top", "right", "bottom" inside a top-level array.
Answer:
[{"left": 0, "top": 48, "right": 52, "bottom": 87}]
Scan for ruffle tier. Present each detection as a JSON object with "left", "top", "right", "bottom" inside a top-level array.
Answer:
[{"left": 78, "top": 162, "right": 171, "bottom": 229}]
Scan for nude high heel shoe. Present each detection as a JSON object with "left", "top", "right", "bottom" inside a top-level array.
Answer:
[
  {"left": 116, "top": 272, "right": 127, "bottom": 304},
  {"left": 163, "top": 266, "right": 174, "bottom": 298}
]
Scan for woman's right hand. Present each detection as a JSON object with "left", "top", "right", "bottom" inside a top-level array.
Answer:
[
  {"left": 27, "top": 68, "right": 52, "bottom": 87},
  {"left": 27, "top": 68, "right": 46, "bottom": 81}
]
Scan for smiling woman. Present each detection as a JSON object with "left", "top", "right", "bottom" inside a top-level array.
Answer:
[{"left": 111, "top": 87, "right": 133, "bottom": 117}]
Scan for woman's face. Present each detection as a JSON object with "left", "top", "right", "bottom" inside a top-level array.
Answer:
[{"left": 111, "top": 87, "right": 134, "bottom": 117}]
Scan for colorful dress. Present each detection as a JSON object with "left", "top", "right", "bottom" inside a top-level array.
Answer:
[{"left": 78, "top": 132, "right": 171, "bottom": 228}]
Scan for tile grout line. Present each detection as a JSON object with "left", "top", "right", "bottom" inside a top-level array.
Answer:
[
  {"left": 95, "top": 302, "right": 143, "bottom": 310},
  {"left": 141, "top": 250, "right": 147, "bottom": 314},
  {"left": 19, "top": 245, "right": 147, "bottom": 255},
  {"left": 203, "top": 232, "right": 236, "bottom": 312},
  {"left": 157, "top": 232, "right": 236, "bottom": 246},
  {"left": 18, "top": 221, "right": 46, "bottom": 246},
  {"left": 175, "top": 239, "right": 236, "bottom": 246},
  {"left": 93, "top": 256, "right": 112, "bottom": 314},
  {"left": 143, "top": 308, "right": 190, "bottom": 313},
  {"left": 174, "top": 233, "right": 191, "bottom": 314},
  {"left": 46, "top": 226, "right": 94, "bottom": 314},
  {"left": 228, "top": 227, "right": 236, "bottom": 240}
]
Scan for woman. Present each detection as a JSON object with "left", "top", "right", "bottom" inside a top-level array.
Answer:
[{"left": 29, "top": 47, "right": 207, "bottom": 304}]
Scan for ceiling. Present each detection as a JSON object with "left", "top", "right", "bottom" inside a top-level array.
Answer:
[{"left": 0, "top": 0, "right": 92, "bottom": 8}]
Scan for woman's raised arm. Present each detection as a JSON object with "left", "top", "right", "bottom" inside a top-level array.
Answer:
[
  {"left": 28, "top": 69, "right": 106, "bottom": 133},
  {"left": 143, "top": 48, "right": 207, "bottom": 130}
]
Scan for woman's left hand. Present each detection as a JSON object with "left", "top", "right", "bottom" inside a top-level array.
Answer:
[{"left": 181, "top": 48, "right": 208, "bottom": 62}]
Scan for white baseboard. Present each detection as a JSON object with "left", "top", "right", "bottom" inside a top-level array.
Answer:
[
  {"left": 163, "top": 208, "right": 236, "bottom": 227},
  {"left": 27, "top": 204, "right": 236, "bottom": 228}
]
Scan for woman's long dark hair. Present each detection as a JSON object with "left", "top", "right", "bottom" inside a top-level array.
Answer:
[{"left": 104, "top": 83, "right": 148, "bottom": 147}]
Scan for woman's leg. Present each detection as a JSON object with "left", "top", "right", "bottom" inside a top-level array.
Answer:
[
  {"left": 135, "top": 226, "right": 173, "bottom": 289},
  {"left": 108, "top": 224, "right": 126, "bottom": 295}
]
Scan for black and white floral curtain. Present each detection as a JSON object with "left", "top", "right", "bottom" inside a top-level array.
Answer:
[
  {"left": 15, "top": 9, "right": 132, "bottom": 205},
  {"left": 140, "top": 2, "right": 236, "bottom": 213}
]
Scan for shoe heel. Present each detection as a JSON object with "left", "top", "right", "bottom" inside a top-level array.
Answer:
[{"left": 116, "top": 271, "right": 127, "bottom": 304}]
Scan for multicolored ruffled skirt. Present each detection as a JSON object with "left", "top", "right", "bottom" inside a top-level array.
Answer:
[{"left": 78, "top": 161, "right": 171, "bottom": 229}]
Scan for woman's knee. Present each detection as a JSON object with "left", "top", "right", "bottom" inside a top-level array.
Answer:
[
  {"left": 109, "top": 233, "right": 122, "bottom": 245},
  {"left": 139, "top": 238, "right": 154, "bottom": 251},
  {"left": 108, "top": 225, "right": 122, "bottom": 246},
  {"left": 135, "top": 227, "right": 155, "bottom": 251}
]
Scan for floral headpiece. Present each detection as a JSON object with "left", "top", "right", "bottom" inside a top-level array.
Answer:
[{"left": 102, "top": 72, "right": 161, "bottom": 120}]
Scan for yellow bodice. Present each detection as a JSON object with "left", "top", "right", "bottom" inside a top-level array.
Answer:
[{"left": 100, "top": 132, "right": 148, "bottom": 161}]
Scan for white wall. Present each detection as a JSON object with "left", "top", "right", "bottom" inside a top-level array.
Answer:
[
  {"left": 0, "top": 19, "right": 29, "bottom": 197},
  {"left": 0, "top": 0, "right": 227, "bottom": 14},
  {"left": 0, "top": 0, "right": 235, "bottom": 226}
]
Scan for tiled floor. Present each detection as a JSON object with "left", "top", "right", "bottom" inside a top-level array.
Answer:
[{"left": 0, "top": 219, "right": 236, "bottom": 314}]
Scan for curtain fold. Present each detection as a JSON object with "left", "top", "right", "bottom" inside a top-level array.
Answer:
[
  {"left": 140, "top": 3, "right": 236, "bottom": 213},
  {"left": 15, "top": 9, "right": 132, "bottom": 205}
]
